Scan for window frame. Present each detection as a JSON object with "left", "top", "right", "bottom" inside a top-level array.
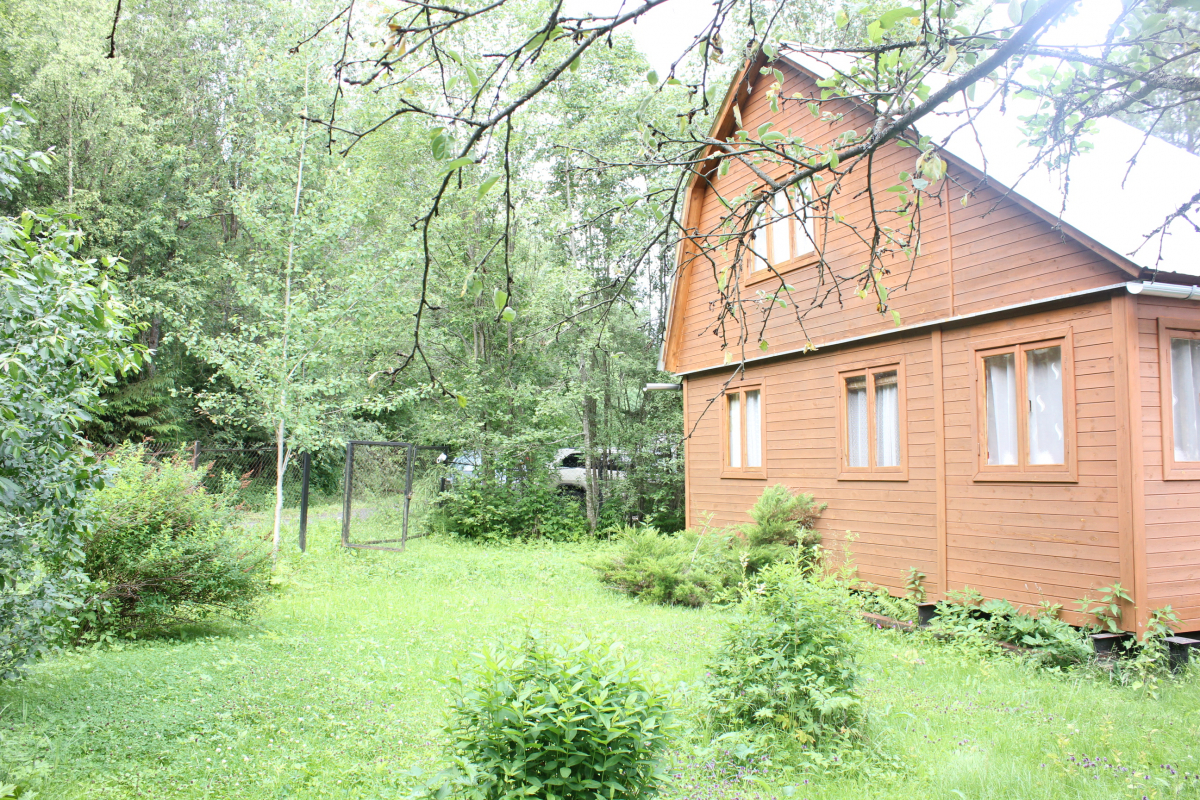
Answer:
[
  {"left": 721, "top": 380, "right": 767, "bottom": 480},
  {"left": 837, "top": 359, "right": 909, "bottom": 481},
  {"left": 970, "top": 327, "right": 1077, "bottom": 483},
  {"left": 744, "top": 185, "right": 822, "bottom": 285},
  {"left": 1156, "top": 316, "right": 1200, "bottom": 480}
]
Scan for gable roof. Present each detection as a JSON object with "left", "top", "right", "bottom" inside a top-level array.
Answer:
[
  {"left": 659, "top": 50, "right": 1200, "bottom": 371},
  {"left": 781, "top": 48, "right": 1200, "bottom": 277}
]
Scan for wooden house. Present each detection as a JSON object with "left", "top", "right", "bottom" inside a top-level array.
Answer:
[{"left": 660, "top": 52, "right": 1200, "bottom": 634}]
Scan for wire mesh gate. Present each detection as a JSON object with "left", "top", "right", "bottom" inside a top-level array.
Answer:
[{"left": 340, "top": 441, "right": 446, "bottom": 551}]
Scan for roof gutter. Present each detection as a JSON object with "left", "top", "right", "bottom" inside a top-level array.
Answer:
[{"left": 1126, "top": 281, "right": 1200, "bottom": 300}]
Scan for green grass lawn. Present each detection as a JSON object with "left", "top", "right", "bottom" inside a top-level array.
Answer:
[{"left": 2, "top": 516, "right": 1199, "bottom": 800}]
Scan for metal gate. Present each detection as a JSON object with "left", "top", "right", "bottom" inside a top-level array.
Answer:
[{"left": 339, "top": 441, "right": 445, "bottom": 551}]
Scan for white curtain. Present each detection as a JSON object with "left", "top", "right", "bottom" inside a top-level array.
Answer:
[
  {"left": 985, "top": 353, "right": 1018, "bottom": 465},
  {"left": 846, "top": 376, "right": 868, "bottom": 468},
  {"left": 1026, "top": 346, "right": 1064, "bottom": 465},
  {"left": 792, "top": 187, "right": 814, "bottom": 255},
  {"left": 874, "top": 371, "right": 900, "bottom": 467},
  {"left": 1171, "top": 338, "right": 1200, "bottom": 461},
  {"left": 745, "top": 390, "right": 762, "bottom": 468},
  {"left": 770, "top": 192, "right": 792, "bottom": 266},
  {"left": 750, "top": 207, "right": 768, "bottom": 273},
  {"left": 727, "top": 393, "right": 741, "bottom": 468}
]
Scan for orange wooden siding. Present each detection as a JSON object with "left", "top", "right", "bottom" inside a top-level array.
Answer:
[
  {"left": 1136, "top": 296, "right": 1200, "bottom": 630},
  {"left": 683, "top": 334, "right": 940, "bottom": 596},
  {"left": 940, "top": 302, "right": 1123, "bottom": 617}
]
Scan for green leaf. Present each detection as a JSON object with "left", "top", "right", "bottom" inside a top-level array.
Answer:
[
  {"left": 477, "top": 173, "right": 502, "bottom": 199},
  {"left": 430, "top": 131, "right": 449, "bottom": 160},
  {"left": 646, "top": 70, "right": 658, "bottom": 85},
  {"left": 501, "top": 306, "right": 516, "bottom": 323},
  {"left": 440, "top": 156, "right": 474, "bottom": 175},
  {"left": 759, "top": 339, "right": 768, "bottom": 351},
  {"left": 879, "top": 7, "right": 919, "bottom": 29},
  {"left": 835, "top": 9, "right": 849, "bottom": 28},
  {"left": 891, "top": 309, "right": 902, "bottom": 327},
  {"left": 456, "top": 394, "right": 468, "bottom": 408},
  {"left": 1008, "top": 0, "right": 1024, "bottom": 24},
  {"left": 493, "top": 288, "right": 508, "bottom": 312}
]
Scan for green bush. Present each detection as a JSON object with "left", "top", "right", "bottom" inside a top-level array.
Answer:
[
  {"left": 590, "top": 526, "right": 744, "bottom": 607},
  {"left": 929, "top": 593, "right": 1091, "bottom": 667},
  {"left": 742, "top": 484, "right": 824, "bottom": 573},
  {"left": 81, "top": 446, "right": 270, "bottom": 636},
  {"left": 419, "top": 634, "right": 675, "bottom": 799},
  {"left": 433, "top": 476, "right": 588, "bottom": 542},
  {"left": 706, "top": 565, "right": 862, "bottom": 746},
  {"left": 592, "top": 486, "right": 825, "bottom": 607}
]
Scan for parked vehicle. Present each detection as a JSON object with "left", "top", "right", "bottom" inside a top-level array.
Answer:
[{"left": 551, "top": 448, "right": 627, "bottom": 492}]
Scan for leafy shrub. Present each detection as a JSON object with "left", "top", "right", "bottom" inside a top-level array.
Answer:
[
  {"left": 82, "top": 446, "right": 270, "bottom": 635},
  {"left": 742, "top": 484, "right": 824, "bottom": 573},
  {"left": 433, "top": 476, "right": 588, "bottom": 542},
  {"left": 706, "top": 565, "right": 862, "bottom": 746},
  {"left": 928, "top": 592, "right": 1091, "bottom": 667},
  {"left": 593, "top": 486, "right": 825, "bottom": 607},
  {"left": 590, "top": 526, "right": 743, "bottom": 606},
  {"left": 419, "top": 634, "right": 675, "bottom": 799},
  {"left": 856, "top": 586, "right": 918, "bottom": 623}
]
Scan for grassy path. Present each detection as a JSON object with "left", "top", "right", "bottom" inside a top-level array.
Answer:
[{"left": 2, "top": 523, "right": 1199, "bottom": 800}]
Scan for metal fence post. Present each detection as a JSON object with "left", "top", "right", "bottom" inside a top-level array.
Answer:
[
  {"left": 299, "top": 452, "right": 311, "bottom": 552},
  {"left": 191, "top": 440, "right": 200, "bottom": 470},
  {"left": 341, "top": 442, "right": 355, "bottom": 548},
  {"left": 401, "top": 442, "right": 416, "bottom": 551}
]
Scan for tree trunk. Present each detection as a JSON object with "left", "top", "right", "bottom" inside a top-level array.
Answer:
[
  {"left": 582, "top": 392, "right": 599, "bottom": 532},
  {"left": 67, "top": 98, "right": 75, "bottom": 211},
  {"left": 272, "top": 427, "right": 289, "bottom": 562},
  {"left": 271, "top": 65, "right": 309, "bottom": 561}
]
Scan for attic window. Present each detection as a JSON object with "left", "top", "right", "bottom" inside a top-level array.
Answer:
[{"left": 747, "top": 188, "right": 815, "bottom": 275}]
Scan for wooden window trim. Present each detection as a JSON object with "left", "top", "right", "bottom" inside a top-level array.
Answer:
[
  {"left": 744, "top": 186, "right": 822, "bottom": 286},
  {"left": 721, "top": 380, "right": 767, "bottom": 480},
  {"left": 969, "top": 327, "right": 1077, "bottom": 483},
  {"left": 1157, "top": 316, "right": 1200, "bottom": 480},
  {"left": 837, "top": 359, "right": 909, "bottom": 481}
]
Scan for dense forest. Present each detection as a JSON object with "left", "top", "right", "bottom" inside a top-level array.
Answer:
[{"left": 0, "top": 0, "right": 711, "bottom": 529}]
